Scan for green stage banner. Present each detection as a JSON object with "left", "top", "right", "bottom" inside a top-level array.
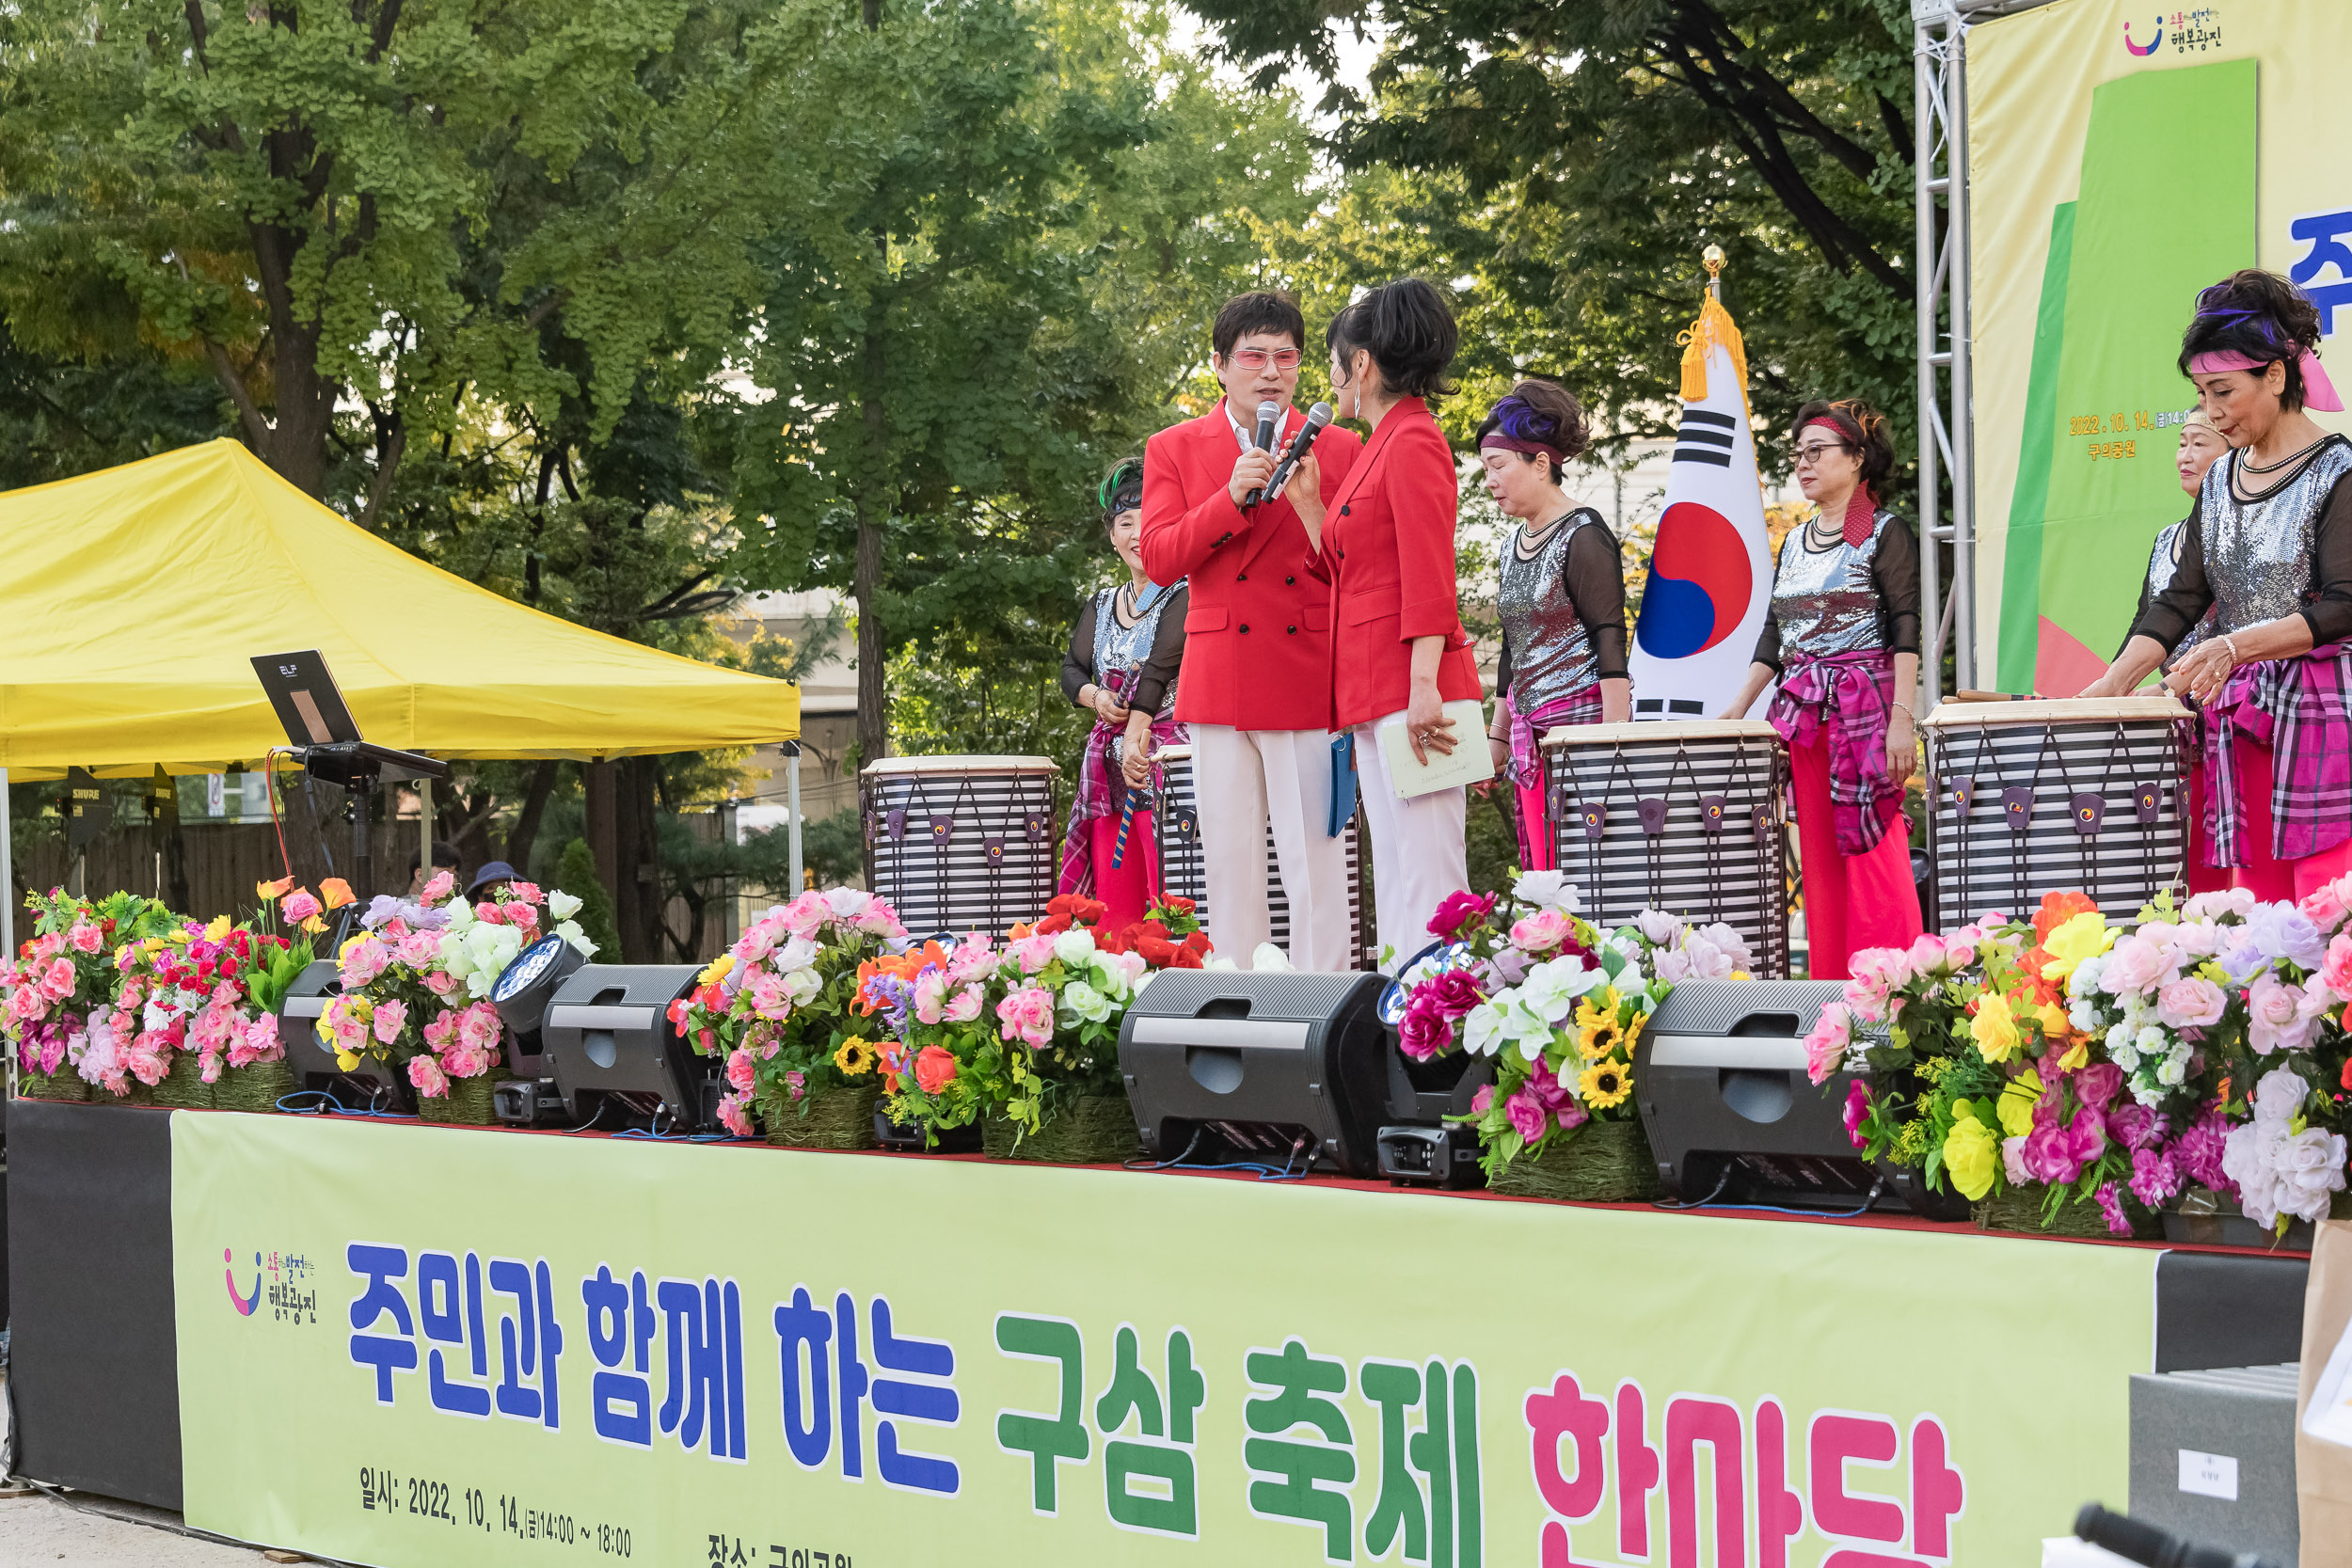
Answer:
[{"left": 175, "top": 1114, "right": 2156, "bottom": 1568}]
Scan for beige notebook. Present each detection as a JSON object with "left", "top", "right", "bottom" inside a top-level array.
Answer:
[{"left": 1375, "top": 701, "right": 1495, "bottom": 800}]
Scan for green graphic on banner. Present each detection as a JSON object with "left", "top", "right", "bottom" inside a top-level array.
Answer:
[
  {"left": 1995, "top": 200, "right": 2077, "bottom": 693},
  {"left": 2004, "top": 60, "right": 2257, "bottom": 696},
  {"left": 176, "top": 1114, "right": 2156, "bottom": 1567}
]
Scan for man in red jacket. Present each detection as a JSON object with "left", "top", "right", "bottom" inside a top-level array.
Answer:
[{"left": 1139, "top": 293, "right": 1364, "bottom": 970}]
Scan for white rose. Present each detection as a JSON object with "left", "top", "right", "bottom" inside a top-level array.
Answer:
[
  {"left": 1051, "top": 927, "right": 1097, "bottom": 968},
  {"left": 1635, "top": 908, "right": 1681, "bottom": 945},
  {"left": 1060, "top": 980, "right": 1113, "bottom": 1024},
  {"left": 1249, "top": 942, "right": 1293, "bottom": 973},
  {"left": 1511, "top": 869, "right": 1579, "bottom": 913},
  {"left": 548, "top": 890, "right": 582, "bottom": 920},
  {"left": 2250, "top": 1066, "right": 2309, "bottom": 1129},
  {"left": 1462, "top": 1002, "right": 1508, "bottom": 1057},
  {"left": 2277, "top": 1129, "right": 2349, "bottom": 1222},
  {"left": 556, "top": 919, "right": 595, "bottom": 957}
]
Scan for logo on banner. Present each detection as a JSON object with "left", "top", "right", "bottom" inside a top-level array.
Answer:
[
  {"left": 2124, "top": 8, "right": 2222, "bottom": 57},
  {"left": 222, "top": 1244, "right": 319, "bottom": 1324},
  {"left": 224, "top": 1246, "right": 261, "bottom": 1316}
]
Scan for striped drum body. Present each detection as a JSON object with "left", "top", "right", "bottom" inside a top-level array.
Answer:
[
  {"left": 1151, "top": 746, "right": 1375, "bottom": 970},
  {"left": 1922, "top": 697, "right": 2192, "bottom": 928},
  {"left": 1540, "top": 721, "right": 1792, "bottom": 977},
  {"left": 860, "top": 755, "right": 1060, "bottom": 939}
]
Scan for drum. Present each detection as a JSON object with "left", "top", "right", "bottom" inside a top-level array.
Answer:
[
  {"left": 1539, "top": 720, "right": 1792, "bottom": 978},
  {"left": 1151, "top": 745, "right": 1375, "bottom": 970},
  {"left": 860, "top": 755, "right": 1059, "bottom": 938},
  {"left": 1921, "top": 695, "right": 2193, "bottom": 927}
]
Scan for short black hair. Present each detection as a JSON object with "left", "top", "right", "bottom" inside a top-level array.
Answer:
[
  {"left": 1212, "top": 292, "right": 1306, "bottom": 359},
  {"left": 406, "top": 839, "right": 461, "bottom": 875},
  {"left": 1789, "top": 400, "right": 1895, "bottom": 495},
  {"left": 2180, "top": 268, "right": 2327, "bottom": 412},
  {"left": 1326, "top": 278, "right": 1458, "bottom": 403}
]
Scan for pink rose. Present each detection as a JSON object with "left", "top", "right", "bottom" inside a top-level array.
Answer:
[
  {"left": 371, "top": 998, "right": 409, "bottom": 1046},
  {"left": 1903, "top": 932, "right": 1948, "bottom": 974},
  {"left": 1427, "top": 969, "right": 1484, "bottom": 1020},
  {"left": 1505, "top": 1090, "right": 1549, "bottom": 1144},
  {"left": 29, "top": 931, "right": 63, "bottom": 961},
  {"left": 996, "top": 986, "right": 1056, "bottom": 1047},
  {"left": 1804, "top": 1003, "right": 1854, "bottom": 1086},
  {"left": 2002, "top": 1135, "right": 2031, "bottom": 1186},
  {"left": 1842, "top": 948, "right": 1914, "bottom": 1023},
  {"left": 2323, "top": 934, "right": 2352, "bottom": 1003},
  {"left": 68, "top": 923, "right": 103, "bottom": 955},
  {"left": 458, "top": 1004, "right": 502, "bottom": 1055},
  {"left": 1470, "top": 1084, "right": 1495, "bottom": 1117},
  {"left": 733, "top": 917, "right": 783, "bottom": 967},
  {"left": 2300, "top": 876, "right": 2352, "bottom": 932},
  {"left": 1509, "top": 910, "right": 1571, "bottom": 954},
  {"left": 2156, "top": 976, "right": 2226, "bottom": 1030},
  {"left": 2021, "top": 1103, "right": 2107, "bottom": 1185},
  {"left": 1397, "top": 1002, "right": 1454, "bottom": 1061},
  {"left": 2100, "top": 935, "right": 2171, "bottom": 996},
  {"left": 725, "top": 1048, "right": 755, "bottom": 1093},
  {"left": 407, "top": 1053, "right": 451, "bottom": 1098},
  {"left": 125, "top": 1033, "right": 172, "bottom": 1086},
  {"left": 946, "top": 939, "right": 997, "bottom": 985},
  {"left": 1009, "top": 931, "right": 1061, "bottom": 974},
  {"left": 230, "top": 1014, "right": 282, "bottom": 1069},
  {"left": 509, "top": 881, "right": 543, "bottom": 905},
  {"left": 717, "top": 1090, "right": 755, "bottom": 1138},
  {"left": 945, "top": 985, "right": 984, "bottom": 1023},
  {"left": 425, "top": 970, "right": 460, "bottom": 998},
  {"left": 913, "top": 972, "right": 949, "bottom": 1025},
  {"left": 199, "top": 1049, "right": 224, "bottom": 1085},
  {"left": 37, "top": 957, "right": 76, "bottom": 1003},
  {"left": 339, "top": 937, "right": 390, "bottom": 988},
  {"left": 421, "top": 869, "right": 456, "bottom": 904},
  {"left": 1428, "top": 890, "right": 1497, "bottom": 941},
  {"left": 326, "top": 999, "right": 368, "bottom": 1052},
  {"left": 474, "top": 901, "right": 505, "bottom": 925},
  {"left": 1842, "top": 1079, "right": 1872, "bottom": 1150},
  {"left": 423, "top": 1009, "right": 458, "bottom": 1050},
  {"left": 779, "top": 892, "right": 829, "bottom": 939},
  {"left": 503, "top": 901, "right": 537, "bottom": 929},
  {"left": 2247, "top": 972, "right": 2328, "bottom": 1055},
  {"left": 395, "top": 931, "right": 441, "bottom": 969},
  {"left": 443, "top": 1043, "right": 488, "bottom": 1079}
]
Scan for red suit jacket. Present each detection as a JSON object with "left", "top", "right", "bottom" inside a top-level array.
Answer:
[
  {"left": 1308, "top": 397, "right": 1482, "bottom": 731},
  {"left": 1139, "top": 404, "right": 1363, "bottom": 731}
]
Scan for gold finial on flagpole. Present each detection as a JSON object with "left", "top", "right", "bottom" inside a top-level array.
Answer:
[{"left": 1702, "top": 245, "right": 1725, "bottom": 299}]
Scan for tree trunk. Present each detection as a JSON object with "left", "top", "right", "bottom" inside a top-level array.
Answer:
[
  {"left": 584, "top": 759, "right": 620, "bottom": 946},
  {"left": 505, "top": 760, "right": 559, "bottom": 875}
]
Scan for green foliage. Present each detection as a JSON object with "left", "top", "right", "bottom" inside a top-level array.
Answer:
[{"left": 555, "top": 838, "right": 622, "bottom": 960}]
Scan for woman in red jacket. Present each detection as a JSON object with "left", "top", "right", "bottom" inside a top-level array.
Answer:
[{"left": 1287, "top": 278, "right": 1484, "bottom": 953}]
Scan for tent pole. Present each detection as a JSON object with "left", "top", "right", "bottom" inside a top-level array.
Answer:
[
  {"left": 0, "top": 766, "right": 13, "bottom": 959},
  {"left": 787, "top": 742, "right": 804, "bottom": 893},
  {"left": 418, "top": 777, "right": 434, "bottom": 895}
]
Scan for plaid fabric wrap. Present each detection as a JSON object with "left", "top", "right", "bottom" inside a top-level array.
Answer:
[
  {"left": 1502, "top": 684, "right": 1604, "bottom": 787},
  {"left": 2201, "top": 642, "right": 2352, "bottom": 867},
  {"left": 1767, "top": 649, "right": 1904, "bottom": 857},
  {"left": 1057, "top": 669, "right": 1187, "bottom": 896}
]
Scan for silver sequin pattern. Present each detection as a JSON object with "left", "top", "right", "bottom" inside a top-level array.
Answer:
[
  {"left": 2200, "top": 439, "right": 2352, "bottom": 635},
  {"left": 2142, "top": 520, "right": 2208, "bottom": 664},
  {"left": 1089, "top": 582, "right": 1180, "bottom": 717},
  {"left": 1497, "top": 514, "right": 1611, "bottom": 711},
  {"left": 1771, "top": 509, "right": 1895, "bottom": 658}
]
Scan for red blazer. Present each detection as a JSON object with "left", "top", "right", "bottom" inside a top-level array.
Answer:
[
  {"left": 1307, "top": 397, "right": 1482, "bottom": 731},
  {"left": 1138, "top": 404, "right": 1363, "bottom": 731}
]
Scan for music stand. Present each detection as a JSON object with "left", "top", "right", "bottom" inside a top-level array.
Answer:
[{"left": 251, "top": 650, "right": 450, "bottom": 899}]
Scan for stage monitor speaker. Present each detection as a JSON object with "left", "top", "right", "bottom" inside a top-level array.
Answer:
[
  {"left": 1116, "top": 971, "right": 1390, "bottom": 1178},
  {"left": 540, "top": 964, "right": 713, "bottom": 1131},
  {"left": 1632, "top": 979, "right": 1967, "bottom": 1219},
  {"left": 489, "top": 935, "right": 586, "bottom": 1120},
  {"left": 275, "top": 959, "right": 411, "bottom": 1110}
]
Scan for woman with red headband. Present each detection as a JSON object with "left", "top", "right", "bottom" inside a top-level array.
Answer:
[
  {"left": 2084, "top": 269, "right": 2352, "bottom": 899},
  {"left": 1721, "top": 400, "right": 1923, "bottom": 979},
  {"left": 1476, "top": 379, "right": 1631, "bottom": 870}
]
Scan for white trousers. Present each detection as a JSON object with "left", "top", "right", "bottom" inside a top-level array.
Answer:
[
  {"left": 1190, "top": 723, "right": 1355, "bottom": 972},
  {"left": 1353, "top": 713, "right": 1470, "bottom": 962}
]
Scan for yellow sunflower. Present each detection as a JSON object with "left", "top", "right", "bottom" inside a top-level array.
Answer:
[
  {"left": 1578, "top": 1058, "right": 1633, "bottom": 1110},
  {"left": 1574, "top": 989, "right": 1625, "bottom": 1060},
  {"left": 833, "top": 1037, "right": 876, "bottom": 1077}
]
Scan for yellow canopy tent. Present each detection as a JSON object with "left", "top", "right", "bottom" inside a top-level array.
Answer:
[
  {"left": 0, "top": 439, "right": 797, "bottom": 774},
  {"left": 0, "top": 439, "right": 801, "bottom": 948}
]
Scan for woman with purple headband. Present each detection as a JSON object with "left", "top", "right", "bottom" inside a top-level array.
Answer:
[
  {"left": 2086, "top": 269, "right": 2352, "bottom": 900},
  {"left": 1476, "top": 380, "right": 1631, "bottom": 869}
]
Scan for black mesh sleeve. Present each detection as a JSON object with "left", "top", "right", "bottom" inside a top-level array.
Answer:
[
  {"left": 1494, "top": 622, "right": 1514, "bottom": 704},
  {"left": 1564, "top": 519, "right": 1630, "bottom": 680},
  {"left": 1061, "top": 594, "right": 1099, "bottom": 706},
  {"left": 1126, "top": 584, "right": 1189, "bottom": 714},
  {"left": 2136, "top": 502, "right": 2213, "bottom": 653},
  {"left": 1751, "top": 611, "right": 1783, "bottom": 674},
  {"left": 1872, "top": 513, "right": 1921, "bottom": 656},
  {"left": 2302, "top": 474, "right": 2352, "bottom": 647}
]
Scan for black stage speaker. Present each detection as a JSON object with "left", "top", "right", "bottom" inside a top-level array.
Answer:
[
  {"left": 1116, "top": 971, "right": 1390, "bottom": 1178},
  {"left": 1633, "top": 979, "right": 1967, "bottom": 1219},
  {"left": 539, "top": 964, "right": 714, "bottom": 1131},
  {"left": 275, "top": 959, "right": 411, "bottom": 1110},
  {"left": 490, "top": 935, "right": 587, "bottom": 1125}
]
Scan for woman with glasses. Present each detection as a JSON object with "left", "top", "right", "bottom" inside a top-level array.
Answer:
[
  {"left": 2084, "top": 269, "right": 2352, "bottom": 899},
  {"left": 1058, "top": 456, "right": 1190, "bottom": 928},
  {"left": 1720, "top": 400, "right": 1923, "bottom": 979},
  {"left": 1290, "top": 278, "right": 1484, "bottom": 947},
  {"left": 1476, "top": 379, "right": 1631, "bottom": 870}
]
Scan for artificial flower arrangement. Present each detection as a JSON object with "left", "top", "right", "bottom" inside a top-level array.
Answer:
[
  {"left": 1819, "top": 886, "right": 2352, "bottom": 1239},
  {"left": 2, "top": 888, "right": 181, "bottom": 1096},
  {"left": 325, "top": 870, "right": 595, "bottom": 1117},
  {"left": 663, "top": 886, "right": 908, "bottom": 1143},
  {"left": 869, "top": 893, "right": 1204, "bottom": 1158},
  {"left": 98, "top": 893, "right": 321, "bottom": 1105}
]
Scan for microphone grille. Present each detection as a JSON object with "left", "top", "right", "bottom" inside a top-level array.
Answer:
[
  {"left": 1257, "top": 399, "right": 1281, "bottom": 420},
  {"left": 1306, "top": 401, "right": 1334, "bottom": 427}
]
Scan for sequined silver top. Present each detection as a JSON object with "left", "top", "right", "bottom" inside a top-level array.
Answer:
[
  {"left": 2200, "top": 439, "right": 2352, "bottom": 635},
  {"left": 2140, "top": 522, "right": 2207, "bottom": 664},
  {"left": 1089, "top": 583, "right": 1181, "bottom": 718},
  {"left": 1771, "top": 509, "right": 1897, "bottom": 658},
  {"left": 1498, "top": 514, "right": 1609, "bottom": 711}
]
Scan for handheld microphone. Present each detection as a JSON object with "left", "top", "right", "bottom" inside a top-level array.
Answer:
[
  {"left": 1248, "top": 402, "right": 1334, "bottom": 508},
  {"left": 1253, "top": 399, "right": 1280, "bottom": 452}
]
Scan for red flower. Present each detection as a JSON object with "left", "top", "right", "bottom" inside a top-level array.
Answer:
[
  {"left": 667, "top": 997, "right": 691, "bottom": 1028},
  {"left": 2341, "top": 1056, "right": 2352, "bottom": 1093},
  {"left": 2030, "top": 890, "right": 2098, "bottom": 945},
  {"left": 1161, "top": 895, "right": 1196, "bottom": 914},
  {"left": 914, "top": 1045, "right": 959, "bottom": 1095},
  {"left": 1034, "top": 914, "right": 1072, "bottom": 936}
]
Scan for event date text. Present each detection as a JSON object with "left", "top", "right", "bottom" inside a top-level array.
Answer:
[{"left": 358, "top": 1466, "right": 631, "bottom": 1557}]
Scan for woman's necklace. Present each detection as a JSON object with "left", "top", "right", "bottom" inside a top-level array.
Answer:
[
  {"left": 1515, "top": 508, "right": 1573, "bottom": 559},
  {"left": 2239, "top": 434, "right": 2327, "bottom": 476}
]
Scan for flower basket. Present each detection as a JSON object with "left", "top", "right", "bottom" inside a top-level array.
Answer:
[
  {"left": 215, "top": 1061, "right": 296, "bottom": 1115},
  {"left": 757, "top": 1082, "right": 881, "bottom": 1150},
  {"left": 1975, "top": 1187, "right": 2162, "bottom": 1241},
  {"left": 151, "top": 1051, "right": 215, "bottom": 1110},
  {"left": 981, "top": 1092, "right": 1139, "bottom": 1164},
  {"left": 417, "top": 1072, "right": 499, "bottom": 1127},
  {"left": 1489, "top": 1118, "right": 1661, "bottom": 1204},
  {"left": 2159, "top": 1186, "right": 2352, "bottom": 1252},
  {"left": 17, "top": 1064, "right": 89, "bottom": 1101}
]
